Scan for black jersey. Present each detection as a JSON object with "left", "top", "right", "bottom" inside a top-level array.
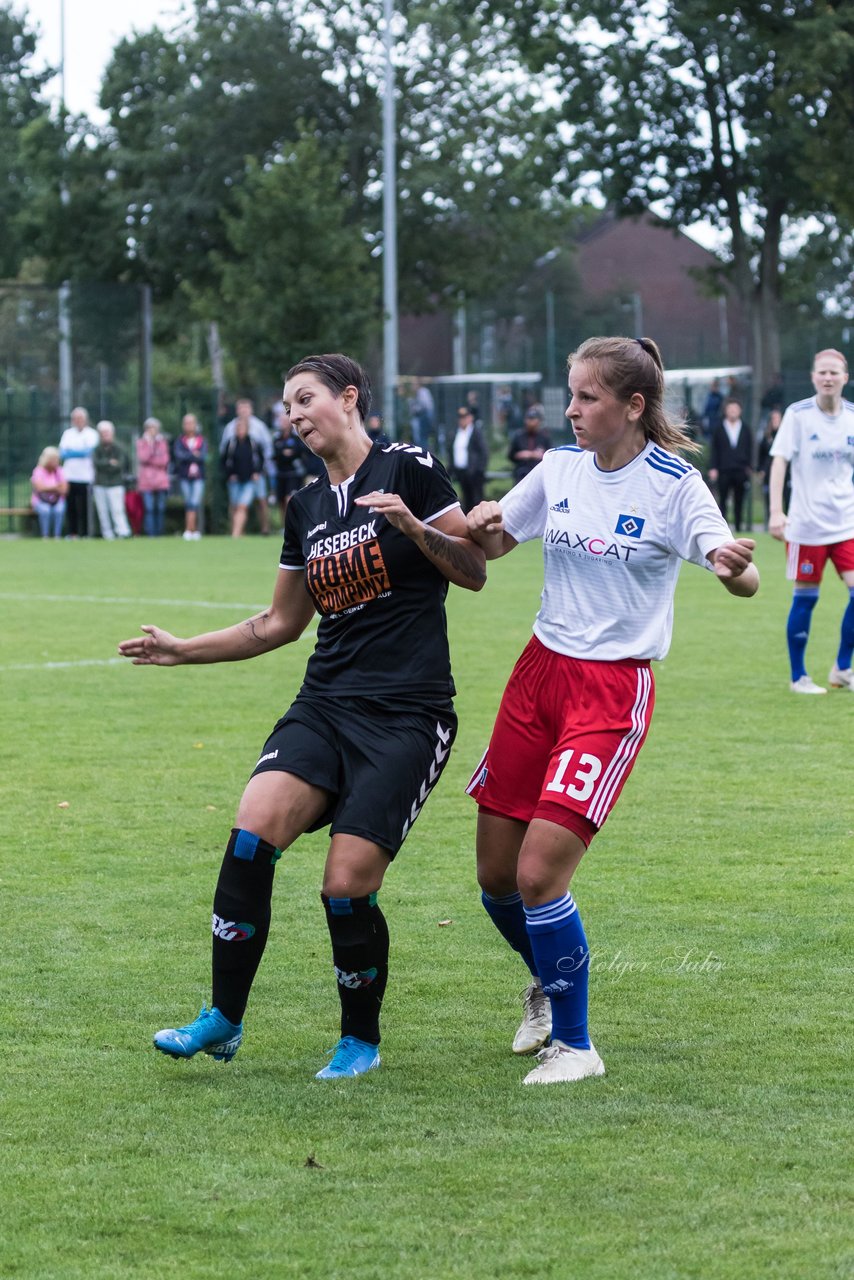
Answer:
[{"left": 281, "top": 442, "right": 461, "bottom": 700}]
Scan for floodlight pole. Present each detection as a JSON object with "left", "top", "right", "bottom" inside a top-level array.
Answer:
[
  {"left": 59, "top": 0, "right": 66, "bottom": 110},
  {"left": 534, "top": 247, "right": 561, "bottom": 388},
  {"left": 381, "top": 0, "right": 398, "bottom": 438},
  {"left": 57, "top": 0, "right": 73, "bottom": 423}
]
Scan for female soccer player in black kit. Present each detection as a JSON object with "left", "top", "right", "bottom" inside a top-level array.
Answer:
[{"left": 119, "top": 354, "right": 486, "bottom": 1078}]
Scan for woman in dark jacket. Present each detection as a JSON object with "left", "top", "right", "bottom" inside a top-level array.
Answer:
[{"left": 222, "top": 419, "right": 265, "bottom": 537}]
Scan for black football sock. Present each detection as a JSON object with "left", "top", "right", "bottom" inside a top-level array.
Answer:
[
  {"left": 211, "top": 828, "right": 280, "bottom": 1024},
  {"left": 321, "top": 892, "right": 389, "bottom": 1046}
]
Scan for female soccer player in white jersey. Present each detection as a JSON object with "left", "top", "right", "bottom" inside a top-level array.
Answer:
[
  {"left": 465, "top": 336, "right": 759, "bottom": 1085},
  {"left": 768, "top": 348, "right": 854, "bottom": 694},
  {"left": 119, "top": 354, "right": 486, "bottom": 1079}
]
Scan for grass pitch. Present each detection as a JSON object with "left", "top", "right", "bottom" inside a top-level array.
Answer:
[{"left": 1, "top": 532, "right": 851, "bottom": 1279}]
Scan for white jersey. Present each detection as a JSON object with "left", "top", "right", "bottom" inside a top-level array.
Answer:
[
  {"left": 501, "top": 442, "right": 732, "bottom": 662},
  {"left": 58, "top": 425, "right": 99, "bottom": 483},
  {"left": 769, "top": 395, "right": 854, "bottom": 545}
]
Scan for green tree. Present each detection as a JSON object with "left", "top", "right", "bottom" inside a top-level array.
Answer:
[
  {"left": 16, "top": 112, "right": 129, "bottom": 285},
  {"left": 210, "top": 135, "right": 380, "bottom": 385},
  {"left": 98, "top": 0, "right": 578, "bottom": 307},
  {"left": 0, "top": 7, "right": 53, "bottom": 279},
  {"left": 468, "top": 0, "right": 854, "bottom": 404},
  {"left": 98, "top": 4, "right": 361, "bottom": 304}
]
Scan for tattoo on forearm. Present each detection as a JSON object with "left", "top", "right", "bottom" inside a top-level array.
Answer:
[
  {"left": 241, "top": 611, "right": 271, "bottom": 648},
  {"left": 422, "top": 528, "right": 486, "bottom": 585}
]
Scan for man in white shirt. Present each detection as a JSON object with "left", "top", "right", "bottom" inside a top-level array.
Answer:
[
  {"left": 707, "top": 397, "right": 752, "bottom": 531},
  {"left": 58, "top": 406, "right": 99, "bottom": 538},
  {"left": 769, "top": 348, "right": 854, "bottom": 693},
  {"left": 451, "top": 406, "right": 488, "bottom": 512}
]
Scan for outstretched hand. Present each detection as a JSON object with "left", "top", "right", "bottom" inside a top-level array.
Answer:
[{"left": 118, "top": 625, "right": 185, "bottom": 666}]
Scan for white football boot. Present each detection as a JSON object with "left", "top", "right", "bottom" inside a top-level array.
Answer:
[
  {"left": 790, "top": 675, "right": 827, "bottom": 694},
  {"left": 513, "top": 979, "right": 552, "bottom": 1055},
  {"left": 522, "top": 1039, "right": 605, "bottom": 1085}
]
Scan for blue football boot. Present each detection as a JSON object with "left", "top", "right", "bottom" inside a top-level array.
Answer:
[
  {"left": 153, "top": 1005, "right": 243, "bottom": 1062},
  {"left": 315, "top": 1035, "right": 381, "bottom": 1079}
]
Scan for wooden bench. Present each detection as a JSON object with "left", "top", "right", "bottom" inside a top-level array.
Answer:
[{"left": 0, "top": 506, "right": 37, "bottom": 532}]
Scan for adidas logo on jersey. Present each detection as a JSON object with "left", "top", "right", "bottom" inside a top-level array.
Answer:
[{"left": 550, "top": 497, "right": 571, "bottom": 513}]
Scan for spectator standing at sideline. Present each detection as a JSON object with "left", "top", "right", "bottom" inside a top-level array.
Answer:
[
  {"left": 407, "top": 378, "right": 435, "bottom": 450},
  {"left": 508, "top": 408, "right": 552, "bottom": 483},
  {"left": 769, "top": 348, "right": 854, "bottom": 694},
  {"left": 497, "top": 385, "right": 522, "bottom": 435},
  {"left": 707, "top": 397, "right": 752, "bottom": 532},
  {"left": 222, "top": 417, "right": 265, "bottom": 538},
  {"left": 466, "top": 389, "right": 484, "bottom": 426},
  {"left": 759, "top": 372, "right": 785, "bottom": 429},
  {"left": 136, "top": 417, "right": 171, "bottom": 537},
  {"left": 366, "top": 412, "right": 391, "bottom": 447},
  {"left": 220, "top": 398, "right": 273, "bottom": 535},
  {"left": 521, "top": 389, "right": 545, "bottom": 419},
  {"left": 271, "top": 413, "right": 307, "bottom": 525},
  {"left": 757, "top": 408, "right": 788, "bottom": 529},
  {"left": 173, "top": 414, "right": 208, "bottom": 541},
  {"left": 30, "top": 446, "right": 68, "bottom": 538},
  {"left": 465, "top": 335, "right": 758, "bottom": 1086},
  {"left": 58, "top": 406, "right": 98, "bottom": 538},
  {"left": 452, "top": 405, "right": 488, "bottom": 513},
  {"left": 701, "top": 378, "right": 723, "bottom": 439},
  {"left": 93, "top": 421, "right": 132, "bottom": 540}
]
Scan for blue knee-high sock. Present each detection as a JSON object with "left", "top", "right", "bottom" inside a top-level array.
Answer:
[
  {"left": 524, "top": 894, "right": 590, "bottom": 1050},
  {"left": 482, "top": 891, "right": 538, "bottom": 977},
  {"left": 837, "top": 588, "right": 854, "bottom": 671},
  {"left": 787, "top": 589, "right": 819, "bottom": 681}
]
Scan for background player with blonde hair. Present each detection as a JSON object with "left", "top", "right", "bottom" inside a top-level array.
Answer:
[{"left": 769, "top": 349, "right": 854, "bottom": 693}]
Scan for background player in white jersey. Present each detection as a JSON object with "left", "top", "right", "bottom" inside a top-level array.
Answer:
[
  {"left": 119, "top": 354, "right": 486, "bottom": 1079},
  {"left": 465, "top": 336, "right": 759, "bottom": 1086},
  {"left": 768, "top": 349, "right": 854, "bottom": 694}
]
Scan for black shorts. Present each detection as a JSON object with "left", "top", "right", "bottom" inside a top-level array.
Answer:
[{"left": 250, "top": 694, "right": 458, "bottom": 856}]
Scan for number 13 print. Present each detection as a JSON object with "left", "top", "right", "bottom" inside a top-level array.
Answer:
[{"left": 545, "top": 748, "right": 602, "bottom": 802}]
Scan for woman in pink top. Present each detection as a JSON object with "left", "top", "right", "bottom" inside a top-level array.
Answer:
[
  {"left": 31, "top": 446, "right": 69, "bottom": 538},
  {"left": 135, "top": 417, "right": 171, "bottom": 536}
]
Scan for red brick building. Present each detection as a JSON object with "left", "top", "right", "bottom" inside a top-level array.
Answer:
[
  {"left": 399, "top": 211, "right": 750, "bottom": 377},
  {"left": 573, "top": 212, "right": 750, "bottom": 370}
]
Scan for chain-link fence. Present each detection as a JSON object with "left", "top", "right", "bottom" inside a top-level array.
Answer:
[
  {"left": 0, "top": 284, "right": 241, "bottom": 535},
  {"left": 1, "top": 283, "right": 147, "bottom": 529}
]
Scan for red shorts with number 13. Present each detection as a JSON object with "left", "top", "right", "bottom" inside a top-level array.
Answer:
[{"left": 466, "top": 635, "right": 655, "bottom": 847}]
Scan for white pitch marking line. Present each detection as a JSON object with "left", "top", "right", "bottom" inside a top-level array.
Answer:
[
  {"left": 0, "top": 592, "right": 267, "bottom": 610},
  {"left": 0, "top": 657, "right": 128, "bottom": 672}
]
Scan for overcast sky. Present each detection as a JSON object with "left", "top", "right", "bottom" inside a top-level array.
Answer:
[{"left": 20, "top": 0, "right": 188, "bottom": 118}]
